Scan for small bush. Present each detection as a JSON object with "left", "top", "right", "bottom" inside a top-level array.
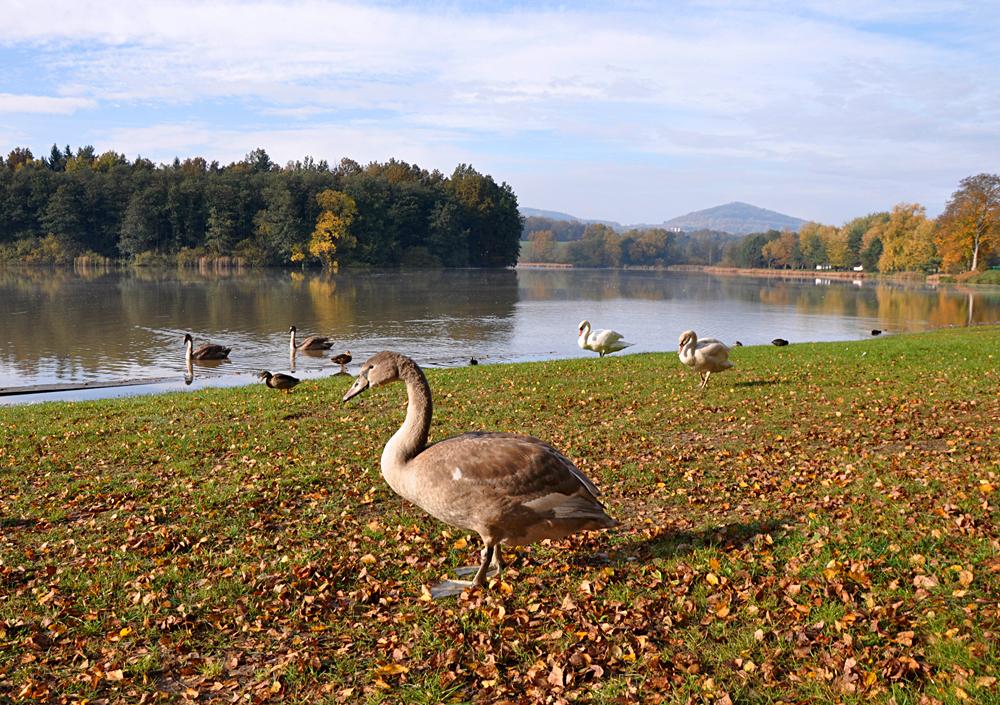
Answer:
[{"left": 962, "top": 269, "right": 1000, "bottom": 285}]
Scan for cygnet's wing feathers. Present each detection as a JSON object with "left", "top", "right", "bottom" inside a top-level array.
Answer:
[
  {"left": 299, "top": 335, "right": 333, "bottom": 349},
  {"left": 422, "top": 432, "right": 602, "bottom": 500}
]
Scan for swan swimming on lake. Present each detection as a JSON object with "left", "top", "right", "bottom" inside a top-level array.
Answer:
[
  {"left": 184, "top": 333, "right": 231, "bottom": 361},
  {"left": 289, "top": 325, "right": 334, "bottom": 351},
  {"left": 343, "top": 351, "right": 617, "bottom": 598},
  {"left": 577, "top": 320, "right": 633, "bottom": 357}
]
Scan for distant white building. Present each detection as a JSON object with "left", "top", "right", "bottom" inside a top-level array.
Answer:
[{"left": 853, "top": 265, "right": 864, "bottom": 272}]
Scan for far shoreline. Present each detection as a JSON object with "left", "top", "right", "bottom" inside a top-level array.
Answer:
[{"left": 517, "top": 262, "right": 1000, "bottom": 288}]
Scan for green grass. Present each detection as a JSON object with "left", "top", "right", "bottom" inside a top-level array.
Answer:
[{"left": 1, "top": 327, "right": 998, "bottom": 703}]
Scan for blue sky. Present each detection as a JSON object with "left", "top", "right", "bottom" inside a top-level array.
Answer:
[{"left": 1, "top": 0, "right": 998, "bottom": 224}]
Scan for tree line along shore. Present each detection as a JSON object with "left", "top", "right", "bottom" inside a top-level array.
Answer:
[
  {"left": 2, "top": 146, "right": 996, "bottom": 281},
  {"left": 521, "top": 174, "right": 998, "bottom": 281},
  {"left": 0, "top": 146, "right": 521, "bottom": 269}
]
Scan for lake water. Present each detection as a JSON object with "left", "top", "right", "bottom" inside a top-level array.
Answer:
[{"left": 2, "top": 265, "right": 997, "bottom": 404}]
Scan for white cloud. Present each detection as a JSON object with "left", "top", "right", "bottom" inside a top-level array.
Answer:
[
  {"left": 1, "top": 1, "right": 997, "bottom": 222},
  {"left": 0, "top": 93, "right": 96, "bottom": 114}
]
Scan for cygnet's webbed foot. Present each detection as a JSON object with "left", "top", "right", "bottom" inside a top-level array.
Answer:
[
  {"left": 453, "top": 563, "right": 500, "bottom": 578},
  {"left": 454, "top": 545, "right": 502, "bottom": 577},
  {"left": 430, "top": 579, "right": 477, "bottom": 599},
  {"left": 432, "top": 545, "right": 500, "bottom": 598}
]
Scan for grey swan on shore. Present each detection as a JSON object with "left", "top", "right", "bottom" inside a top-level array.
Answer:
[
  {"left": 342, "top": 351, "right": 618, "bottom": 598},
  {"left": 258, "top": 370, "right": 300, "bottom": 392},
  {"left": 678, "top": 330, "right": 734, "bottom": 389},
  {"left": 289, "top": 325, "right": 334, "bottom": 351},
  {"left": 184, "top": 333, "right": 231, "bottom": 361}
]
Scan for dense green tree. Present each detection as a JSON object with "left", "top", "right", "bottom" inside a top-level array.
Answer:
[
  {"left": 204, "top": 207, "right": 236, "bottom": 255},
  {"left": 0, "top": 145, "right": 521, "bottom": 267},
  {"left": 840, "top": 213, "right": 887, "bottom": 268},
  {"left": 427, "top": 201, "right": 468, "bottom": 267},
  {"left": 41, "top": 182, "right": 84, "bottom": 245},
  {"left": 119, "top": 186, "right": 169, "bottom": 257},
  {"left": 253, "top": 183, "right": 302, "bottom": 263},
  {"left": 724, "top": 230, "right": 780, "bottom": 268},
  {"left": 46, "top": 144, "right": 67, "bottom": 171}
]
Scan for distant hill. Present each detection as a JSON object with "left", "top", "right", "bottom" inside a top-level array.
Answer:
[
  {"left": 660, "top": 202, "right": 806, "bottom": 234},
  {"left": 520, "top": 207, "right": 622, "bottom": 229},
  {"left": 521, "top": 201, "right": 807, "bottom": 236}
]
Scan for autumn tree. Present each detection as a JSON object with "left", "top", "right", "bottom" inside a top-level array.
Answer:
[
  {"left": 865, "top": 203, "right": 937, "bottom": 273},
  {"left": 823, "top": 227, "right": 851, "bottom": 269},
  {"left": 797, "top": 222, "right": 833, "bottom": 268},
  {"left": 308, "top": 189, "right": 357, "bottom": 269},
  {"left": 935, "top": 173, "right": 999, "bottom": 273},
  {"left": 5, "top": 147, "right": 34, "bottom": 171},
  {"left": 762, "top": 230, "right": 801, "bottom": 268},
  {"left": 526, "top": 230, "right": 556, "bottom": 262}
]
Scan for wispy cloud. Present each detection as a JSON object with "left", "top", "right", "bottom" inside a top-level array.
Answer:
[
  {"left": 0, "top": 93, "right": 96, "bottom": 114},
  {"left": 0, "top": 0, "right": 997, "bottom": 222}
]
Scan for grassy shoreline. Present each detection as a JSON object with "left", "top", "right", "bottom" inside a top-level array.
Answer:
[{"left": 2, "top": 328, "right": 998, "bottom": 703}]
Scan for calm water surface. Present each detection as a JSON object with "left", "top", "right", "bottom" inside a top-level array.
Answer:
[{"left": 1, "top": 266, "right": 997, "bottom": 404}]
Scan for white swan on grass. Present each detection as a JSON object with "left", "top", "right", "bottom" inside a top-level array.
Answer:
[
  {"left": 577, "top": 320, "right": 633, "bottom": 357},
  {"left": 678, "top": 330, "right": 733, "bottom": 389}
]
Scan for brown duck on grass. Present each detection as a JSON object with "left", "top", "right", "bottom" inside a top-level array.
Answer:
[
  {"left": 289, "top": 325, "right": 333, "bottom": 351},
  {"left": 258, "top": 370, "right": 300, "bottom": 392},
  {"left": 184, "top": 333, "right": 231, "bottom": 361},
  {"left": 342, "top": 351, "right": 618, "bottom": 598}
]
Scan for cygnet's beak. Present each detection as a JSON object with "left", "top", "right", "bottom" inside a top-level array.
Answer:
[{"left": 342, "top": 373, "right": 370, "bottom": 402}]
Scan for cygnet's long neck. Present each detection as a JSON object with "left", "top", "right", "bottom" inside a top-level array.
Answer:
[
  {"left": 680, "top": 334, "right": 699, "bottom": 362},
  {"left": 185, "top": 339, "right": 193, "bottom": 363},
  {"left": 289, "top": 329, "right": 296, "bottom": 352},
  {"left": 381, "top": 360, "right": 433, "bottom": 474}
]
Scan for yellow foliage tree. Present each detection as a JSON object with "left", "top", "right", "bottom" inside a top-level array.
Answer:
[
  {"left": 935, "top": 173, "right": 999, "bottom": 273},
  {"left": 824, "top": 227, "right": 851, "bottom": 269},
  {"left": 866, "top": 203, "right": 937, "bottom": 273},
  {"left": 762, "top": 230, "right": 800, "bottom": 268},
  {"left": 309, "top": 190, "right": 358, "bottom": 269}
]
